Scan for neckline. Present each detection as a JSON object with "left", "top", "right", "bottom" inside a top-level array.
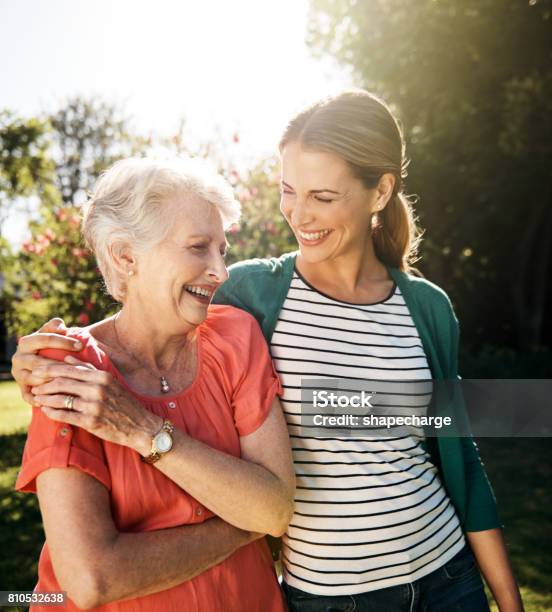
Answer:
[
  {"left": 78, "top": 326, "right": 204, "bottom": 403},
  {"left": 293, "top": 265, "right": 397, "bottom": 306}
]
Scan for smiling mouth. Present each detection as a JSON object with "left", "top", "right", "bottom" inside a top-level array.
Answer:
[
  {"left": 297, "top": 229, "right": 333, "bottom": 242},
  {"left": 183, "top": 285, "right": 215, "bottom": 303}
]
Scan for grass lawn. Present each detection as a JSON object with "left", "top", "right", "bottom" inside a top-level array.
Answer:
[
  {"left": 0, "top": 381, "right": 32, "bottom": 435},
  {"left": 0, "top": 381, "right": 551, "bottom": 610}
]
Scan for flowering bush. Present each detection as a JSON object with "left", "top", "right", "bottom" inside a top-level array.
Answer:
[
  {"left": 4, "top": 203, "right": 116, "bottom": 338},
  {"left": 225, "top": 158, "right": 296, "bottom": 265}
]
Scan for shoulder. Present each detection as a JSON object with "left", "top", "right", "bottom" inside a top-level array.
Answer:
[
  {"left": 225, "top": 251, "right": 297, "bottom": 286},
  {"left": 391, "top": 268, "right": 457, "bottom": 321},
  {"left": 201, "top": 306, "right": 270, "bottom": 374},
  {"left": 38, "top": 326, "right": 109, "bottom": 369},
  {"left": 203, "top": 305, "right": 263, "bottom": 340}
]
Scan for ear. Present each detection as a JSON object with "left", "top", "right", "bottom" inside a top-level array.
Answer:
[
  {"left": 109, "top": 240, "right": 137, "bottom": 277},
  {"left": 375, "top": 173, "right": 396, "bottom": 211}
]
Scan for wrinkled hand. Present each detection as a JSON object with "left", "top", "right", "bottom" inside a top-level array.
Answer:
[
  {"left": 31, "top": 356, "right": 162, "bottom": 455},
  {"left": 11, "top": 318, "right": 83, "bottom": 404}
]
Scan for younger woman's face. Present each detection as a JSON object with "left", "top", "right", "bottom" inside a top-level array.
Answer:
[{"left": 280, "top": 141, "right": 382, "bottom": 265}]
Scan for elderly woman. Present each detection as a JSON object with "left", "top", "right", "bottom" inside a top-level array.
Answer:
[{"left": 14, "top": 157, "right": 295, "bottom": 611}]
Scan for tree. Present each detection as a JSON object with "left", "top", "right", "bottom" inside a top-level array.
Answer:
[
  {"left": 0, "top": 112, "right": 53, "bottom": 235},
  {"left": 50, "top": 97, "right": 144, "bottom": 205},
  {"left": 308, "top": 0, "right": 552, "bottom": 350},
  {"left": 2, "top": 97, "right": 142, "bottom": 337}
]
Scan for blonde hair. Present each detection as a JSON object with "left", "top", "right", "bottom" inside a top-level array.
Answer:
[
  {"left": 82, "top": 157, "right": 241, "bottom": 301},
  {"left": 280, "top": 90, "right": 420, "bottom": 271}
]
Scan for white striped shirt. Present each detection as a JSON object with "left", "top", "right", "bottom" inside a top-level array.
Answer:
[{"left": 272, "top": 270, "right": 465, "bottom": 596}]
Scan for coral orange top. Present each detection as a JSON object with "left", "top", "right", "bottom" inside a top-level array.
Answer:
[{"left": 16, "top": 305, "right": 285, "bottom": 612}]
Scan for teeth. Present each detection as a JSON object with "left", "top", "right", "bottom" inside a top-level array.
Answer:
[
  {"left": 185, "top": 286, "right": 212, "bottom": 298},
  {"left": 298, "top": 229, "right": 331, "bottom": 241}
]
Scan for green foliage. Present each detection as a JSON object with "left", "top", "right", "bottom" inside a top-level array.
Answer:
[
  {"left": 308, "top": 0, "right": 552, "bottom": 351},
  {"left": 226, "top": 159, "right": 295, "bottom": 265},
  {"left": 0, "top": 112, "right": 53, "bottom": 230},
  {"left": 0, "top": 98, "right": 149, "bottom": 337},
  {"left": 50, "top": 97, "right": 144, "bottom": 205},
  {"left": 3, "top": 203, "right": 117, "bottom": 338}
]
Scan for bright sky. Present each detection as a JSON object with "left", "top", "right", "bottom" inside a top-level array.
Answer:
[{"left": 1, "top": 0, "right": 352, "bottom": 244}]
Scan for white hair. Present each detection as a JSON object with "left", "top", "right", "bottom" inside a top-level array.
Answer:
[{"left": 82, "top": 157, "right": 241, "bottom": 301}]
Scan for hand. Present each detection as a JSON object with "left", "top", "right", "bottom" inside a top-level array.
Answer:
[
  {"left": 31, "top": 357, "right": 162, "bottom": 453},
  {"left": 11, "top": 318, "right": 83, "bottom": 404}
]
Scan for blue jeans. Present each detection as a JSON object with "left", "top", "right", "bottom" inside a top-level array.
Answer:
[{"left": 282, "top": 545, "right": 490, "bottom": 612}]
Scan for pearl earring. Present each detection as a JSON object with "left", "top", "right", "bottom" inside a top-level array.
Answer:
[{"left": 128, "top": 271, "right": 134, "bottom": 277}]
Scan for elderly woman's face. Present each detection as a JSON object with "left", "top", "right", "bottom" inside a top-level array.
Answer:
[{"left": 131, "top": 194, "right": 228, "bottom": 330}]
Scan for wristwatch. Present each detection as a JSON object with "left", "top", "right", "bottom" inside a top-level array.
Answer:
[{"left": 141, "top": 419, "right": 175, "bottom": 464}]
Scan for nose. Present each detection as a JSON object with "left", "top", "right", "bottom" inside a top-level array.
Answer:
[
  {"left": 208, "top": 250, "right": 229, "bottom": 284},
  {"left": 287, "top": 196, "right": 313, "bottom": 228}
]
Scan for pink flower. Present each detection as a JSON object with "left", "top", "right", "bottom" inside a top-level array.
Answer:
[
  {"left": 56, "top": 209, "right": 68, "bottom": 222},
  {"left": 72, "top": 247, "right": 88, "bottom": 258},
  {"left": 78, "top": 312, "right": 90, "bottom": 326},
  {"left": 227, "top": 224, "right": 240, "bottom": 234},
  {"left": 69, "top": 215, "right": 80, "bottom": 229},
  {"left": 84, "top": 300, "right": 94, "bottom": 312},
  {"left": 232, "top": 133, "right": 240, "bottom": 144},
  {"left": 31, "top": 291, "right": 41, "bottom": 300},
  {"left": 229, "top": 169, "right": 241, "bottom": 185},
  {"left": 36, "top": 235, "right": 51, "bottom": 247},
  {"left": 44, "top": 228, "right": 56, "bottom": 241},
  {"left": 51, "top": 258, "right": 59, "bottom": 267},
  {"left": 22, "top": 241, "right": 36, "bottom": 253},
  {"left": 239, "top": 188, "right": 252, "bottom": 202}
]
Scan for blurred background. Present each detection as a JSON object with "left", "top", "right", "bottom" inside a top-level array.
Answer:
[{"left": 0, "top": 0, "right": 550, "bottom": 610}]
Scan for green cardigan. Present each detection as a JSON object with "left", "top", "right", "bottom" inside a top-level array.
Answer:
[{"left": 213, "top": 250, "right": 501, "bottom": 532}]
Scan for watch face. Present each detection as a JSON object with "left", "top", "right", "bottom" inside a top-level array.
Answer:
[{"left": 155, "top": 431, "right": 173, "bottom": 453}]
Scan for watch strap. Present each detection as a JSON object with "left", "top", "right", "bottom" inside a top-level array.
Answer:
[{"left": 141, "top": 419, "right": 174, "bottom": 464}]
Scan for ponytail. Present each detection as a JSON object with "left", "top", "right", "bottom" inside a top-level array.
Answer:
[{"left": 372, "top": 192, "right": 421, "bottom": 272}]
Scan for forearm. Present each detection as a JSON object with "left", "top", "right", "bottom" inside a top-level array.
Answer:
[
  {"left": 95, "top": 518, "right": 256, "bottom": 606},
  {"left": 467, "top": 529, "right": 523, "bottom": 612},
  {"left": 136, "top": 427, "right": 292, "bottom": 536}
]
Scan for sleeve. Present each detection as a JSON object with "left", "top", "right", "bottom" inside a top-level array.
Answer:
[
  {"left": 230, "top": 312, "right": 282, "bottom": 437},
  {"left": 447, "top": 299, "right": 502, "bottom": 531},
  {"left": 15, "top": 334, "right": 111, "bottom": 493}
]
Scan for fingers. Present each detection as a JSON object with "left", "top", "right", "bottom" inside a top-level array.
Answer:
[
  {"left": 12, "top": 354, "right": 69, "bottom": 388},
  {"left": 38, "top": 318, "right": 68, "bottom": 334},
  {"left": 39, "top": 401, "right": 101, "bottom": 432},
  {"left": 40, "top": 406, "right": 84, "bottom": 428},
  {"left": 17, "top": 332, "right": 83, "bottom": 355},
  {"left": 32, "top": 364, "right": 105, "bottom": 387},
  {"left": 22, "top": 386, "right": 37, "bottom": 406},
  {"left": 32, "top": 376, "right": 107, "bottom": 402},
  {"left": 64, "top": 356, "right": 96, "bottom": 369}
]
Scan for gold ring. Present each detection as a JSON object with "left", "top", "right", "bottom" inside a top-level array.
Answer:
[{"left": 64, "top": 395, "right": 75, "bottom": 410}]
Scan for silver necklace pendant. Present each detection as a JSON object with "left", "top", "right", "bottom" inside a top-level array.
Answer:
[{"left": 160, "top": 376, "right": 170, "bottom": 394}]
